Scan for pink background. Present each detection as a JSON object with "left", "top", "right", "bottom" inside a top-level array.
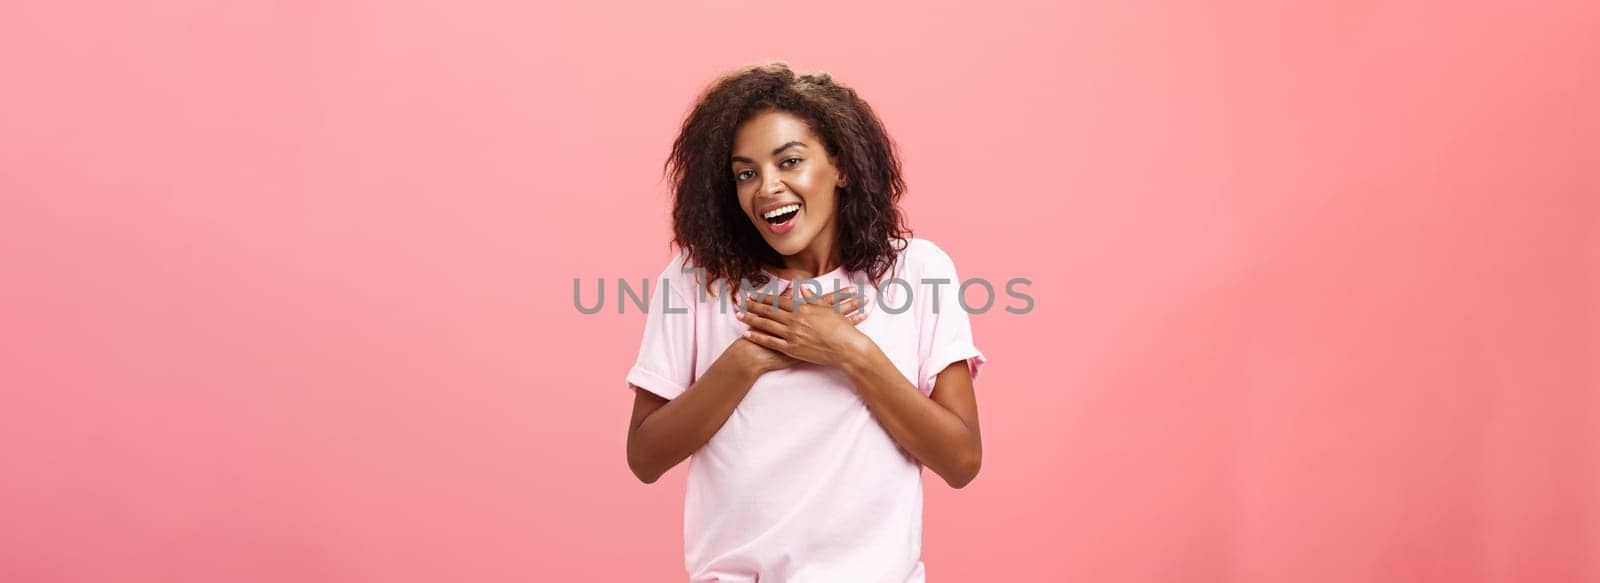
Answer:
[{"left": 2, "top": 1, "right": 1597, "bottom": 581}]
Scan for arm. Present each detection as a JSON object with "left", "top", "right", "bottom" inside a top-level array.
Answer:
[
  {"left": 627, "top": 284, "right": 866, "bottom": 484},
  {"left": 738, "top": 286, "right": 983, "bottom": 488},
  {"left": 840, "top": 346, "right": 983, "bottom": 488},
  {"left": 626, "top": 340, "right": 770, "bottom": 484}
]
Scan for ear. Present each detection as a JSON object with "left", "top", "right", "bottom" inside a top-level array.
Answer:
[{"left": 837, "top": 171, "right": 849, "bottom": 189}]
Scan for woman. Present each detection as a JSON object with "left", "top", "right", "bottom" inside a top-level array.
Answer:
[{"left": 624, "top": 62, "right": 987, "bottom": 583}]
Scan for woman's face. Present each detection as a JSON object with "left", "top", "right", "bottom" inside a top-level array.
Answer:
[{"left": 730, "top": 110, "right": 847, "bottom": 258}]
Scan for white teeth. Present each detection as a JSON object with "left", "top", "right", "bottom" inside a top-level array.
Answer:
[{"left": 762, "top": 204, "right": 800, "bottom": 219}]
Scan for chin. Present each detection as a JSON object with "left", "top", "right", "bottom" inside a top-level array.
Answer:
[{"left": 765, "top": 236, "right": 807, "bottom": 256}]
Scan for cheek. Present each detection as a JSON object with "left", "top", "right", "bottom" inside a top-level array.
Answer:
[
  {"left": 798, "top": 168, "right": 824, "bottom": 189},
  {"left": 809, "top": 201, "right": 834, "bottom": 224},
  {"left": 806, "top": 182, "right": 836, "bottom": 211}
]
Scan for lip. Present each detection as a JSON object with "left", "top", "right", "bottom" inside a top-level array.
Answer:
[
  {"left": 757, "top": 200, "right": 803, "bottom": 216},
  {"left": 763, "top": 204, "right": 801, "bottom": 235}
]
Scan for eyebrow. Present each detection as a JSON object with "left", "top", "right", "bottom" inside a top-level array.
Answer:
[{"left": 730, "top": 141, "right": 806, "bottom": 164}]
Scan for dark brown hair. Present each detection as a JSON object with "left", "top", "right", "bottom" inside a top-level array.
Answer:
[{"left": 663, "top": 62, "right": 912, "bottom": 296}]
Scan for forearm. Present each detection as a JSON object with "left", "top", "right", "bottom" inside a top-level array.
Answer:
[
  {"left": 839, "top": 345, "right": 981, "bottom": 488},
  {"left": 627, "top": 350, "right": 762, "bottom": 483}
]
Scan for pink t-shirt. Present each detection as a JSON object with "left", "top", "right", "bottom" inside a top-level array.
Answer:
[{"left": 625, "top": 237, "right": 986, "bottom": 583}]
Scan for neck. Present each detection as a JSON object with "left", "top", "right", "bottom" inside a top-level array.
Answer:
[
  {"left": 778, "top": 253, "right": 838, "bottom": 279},
  {"left": 776, "top": 226, "right": 840, "bottom": 280}
]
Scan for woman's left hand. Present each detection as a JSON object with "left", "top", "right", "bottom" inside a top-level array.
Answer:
[{"left": 737, "top": 284, "right": 872, "bottom": 368}]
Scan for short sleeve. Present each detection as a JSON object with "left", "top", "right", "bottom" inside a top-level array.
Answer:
[
  {"left": 625, "top": 254, "right": 698, "bottom": 400},
  {"left": 915, "top": 242, "right": 987, "bottom": 395}
]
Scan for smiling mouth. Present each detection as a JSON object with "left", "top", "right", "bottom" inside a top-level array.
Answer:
[
  {"left": 760, "top": 203, "right": 801, "bottom": 235},
  {"left": 763, "top": 206, "right": 800, "bottom": 225}
]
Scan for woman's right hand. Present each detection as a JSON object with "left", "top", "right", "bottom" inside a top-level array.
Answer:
[
  {"left": 727, "top": 335, "right": 801, "bottom": 374},
  {"left": 732, "top": 283, "right": 866, "bottom": 374}
]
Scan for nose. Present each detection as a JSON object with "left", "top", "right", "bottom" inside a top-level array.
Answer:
[{"left": 763, "top": 170, "right": 785, "bottom": 195}]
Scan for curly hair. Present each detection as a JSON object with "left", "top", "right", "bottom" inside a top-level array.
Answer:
[{"left": 663, "top": 61, "right": 912, "bottom": 297}]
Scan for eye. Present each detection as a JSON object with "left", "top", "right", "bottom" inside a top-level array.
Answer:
[
  {"left": 735, "top": 169, "right": 754, "bottom": 182},
  {"left": 780, "top": 157, "right": 802, "bottom": 168}
]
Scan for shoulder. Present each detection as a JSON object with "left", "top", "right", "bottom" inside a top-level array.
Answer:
[
  {"left": 895, "top": 237, "right": 959, "bottom": 278},
  {"left": 652, "top": 248, "right": 702, "bottom": 303}
]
